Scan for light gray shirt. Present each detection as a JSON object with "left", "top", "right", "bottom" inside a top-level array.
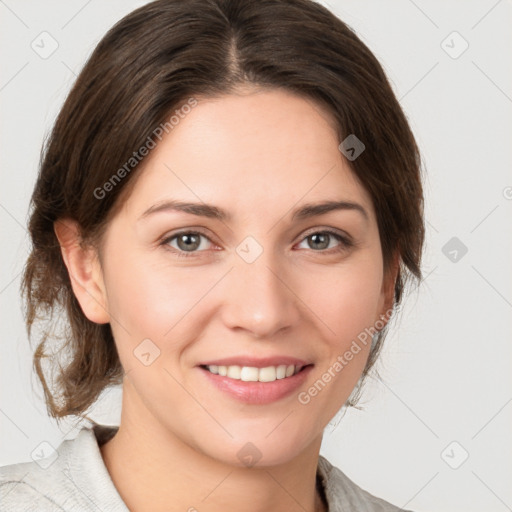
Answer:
[{"left": 0, "top": 424, "right": 412, "bottom": 511}]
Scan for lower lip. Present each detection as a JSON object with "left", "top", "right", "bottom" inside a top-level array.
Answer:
[{"left": 198, "top": 365, "right": 314, "bottom": 405}]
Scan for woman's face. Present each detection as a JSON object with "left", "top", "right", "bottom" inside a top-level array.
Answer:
[{"left": 93, "top": 88, "right": 394, "bottom": 466}]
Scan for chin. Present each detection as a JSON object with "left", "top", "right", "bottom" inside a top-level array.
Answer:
[{"left": 197, "top": 422, "right": 319, "bottom": 469}]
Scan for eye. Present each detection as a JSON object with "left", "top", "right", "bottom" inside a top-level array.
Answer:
[
  {"left": 296, "top": 230, "right": 353, "bottom": 253},
  {"left": 160, "top": 228, "right": 353, "bottom": 258},
  {"left": 161, "top": 230, "right": 214, "bottom": 257}
]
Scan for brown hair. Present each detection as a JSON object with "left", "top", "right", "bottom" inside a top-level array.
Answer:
[{"left": 22, "top": 0, "right": 424, "bottom": 424}]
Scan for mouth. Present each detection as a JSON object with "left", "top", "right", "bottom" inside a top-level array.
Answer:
[
  {"left": 199, "top": 363, "right": 310, "bottom": 383},
  {"left": 196, "top": 356, "right": 314, "bottom": 404}
]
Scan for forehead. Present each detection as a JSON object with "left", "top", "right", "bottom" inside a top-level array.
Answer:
[{"left": 118, "top": 89, "right": 374, "bottom": 221}]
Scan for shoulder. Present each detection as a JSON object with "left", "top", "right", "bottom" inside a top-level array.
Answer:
[
  {"left": 0, "top": 424, "right": 124, "bottom": 512},
  {"left": 0, "top": 440, "right": 74, "bottom": 511},
  {"left": 318, "top": 455, "right": 414, "bottom": 512}
]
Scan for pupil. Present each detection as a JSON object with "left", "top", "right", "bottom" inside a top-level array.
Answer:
[
  {"left": 310, "top": 233, "right": 328, "bottom": 250},
  {"left": 179, "top": 234, "right": 199, "bottom": 251}
]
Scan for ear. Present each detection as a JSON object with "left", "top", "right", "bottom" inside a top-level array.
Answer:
[
  {"left": 376, "top": 249, "right": 400, "bottom": 330},
  {"left": 54, "top": 218, "right": 110, "bottom": 324}
]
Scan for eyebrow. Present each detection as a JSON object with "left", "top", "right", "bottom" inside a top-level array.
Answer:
[
  {"left": 291, "top": 200, "right": 368, "bottom": 222},
  {"left": 138, "top": 199, "right": 369, "bottom": 223}
]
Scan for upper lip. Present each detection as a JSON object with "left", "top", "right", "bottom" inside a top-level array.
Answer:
[{"left": 198, "top": 356, "right": 312, "bottom": 368}]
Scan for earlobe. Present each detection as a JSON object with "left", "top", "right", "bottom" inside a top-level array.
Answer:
[{"left": 54, "top": 218, "right": 110, "bottom": 324}]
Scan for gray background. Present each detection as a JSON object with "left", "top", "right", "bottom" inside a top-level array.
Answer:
[{"left": 1, "top": 1, "right": 511, "bottom": 511}]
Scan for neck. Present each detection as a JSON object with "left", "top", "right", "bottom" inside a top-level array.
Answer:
[{"left": 99, "top": 380, "right": 328, "bottom": 512}]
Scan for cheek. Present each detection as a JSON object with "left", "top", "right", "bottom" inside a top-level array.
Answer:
[
  {"left": 295, "top": 260, "right": 383, "bottom": 414},
  {"left": 302, "top": 255, "right": 384, "bottom": 344},
  {"left": 103, "top": 247, "right": 218, "bottom": 353}
]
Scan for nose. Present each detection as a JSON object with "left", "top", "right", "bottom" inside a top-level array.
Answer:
[{"left": 220, "top": 250, "right": 301, "bottom": 339}]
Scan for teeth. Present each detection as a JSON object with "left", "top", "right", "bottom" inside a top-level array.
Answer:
[
  {"left": 227, "top": 365, "right": 241, "bottom": 379},
  {"left": 240, "top": 366, "right": 259, "bottom": 381},
  {"left": 206, "top": 364, "right": 302, "bottom": 382},
  {"left": 276, "top": 365, "right": 287, "bottom": 379},
  {"left": 285, "top": 364, "right": 295, "bottom": 377},
  {"left": 258, "top": 366, "right": 276, "bottom": 382}
]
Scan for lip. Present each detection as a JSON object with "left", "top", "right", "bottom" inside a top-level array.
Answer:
[
  {"left": 197, "top": 356, "right": 311, "bottom": 368},
  {"left": 198, "top": 364, "right": 314, "bottom": 405}
]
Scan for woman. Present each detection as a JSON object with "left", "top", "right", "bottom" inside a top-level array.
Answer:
[{"left": 0, "top": 0, "right": 424, "bottom": 510}]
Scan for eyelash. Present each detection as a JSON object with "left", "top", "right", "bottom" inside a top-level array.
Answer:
[{"left": 160, "top": 229, "right": 354, "bottom": 259}]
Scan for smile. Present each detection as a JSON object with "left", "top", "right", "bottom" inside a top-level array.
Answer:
[
  {"left": 202, "top": 364, "right": 303, "bottom": 382},
  {"left": 198, "top": 363, "right": 314, "bottom": 405}
]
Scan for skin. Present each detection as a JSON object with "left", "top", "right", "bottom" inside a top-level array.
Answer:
[{"left": 55, "top": 87, "right": 398, "bottom": 512}]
